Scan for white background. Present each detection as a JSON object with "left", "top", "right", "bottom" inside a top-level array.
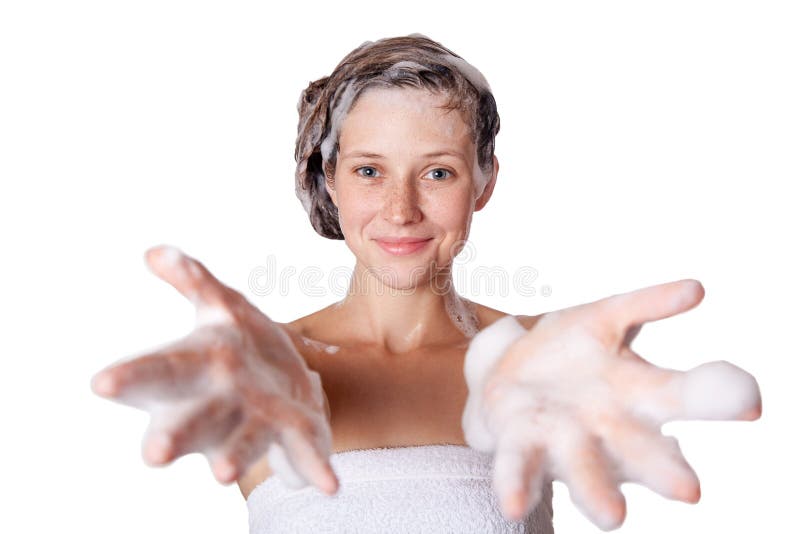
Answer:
[{"left": 1, "top": 1, "right": 797, "bottom": 532}]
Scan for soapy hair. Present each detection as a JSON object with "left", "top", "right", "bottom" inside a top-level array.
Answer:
[{"left": 294, "top": 33, "right": 501, "bottom": 240}]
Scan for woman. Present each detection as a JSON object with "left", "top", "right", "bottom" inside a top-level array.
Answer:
[{"left": 91, "top": 34, "right": 761, "bottom": 533}]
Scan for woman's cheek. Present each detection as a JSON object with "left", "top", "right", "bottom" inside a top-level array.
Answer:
[
  {"left": 437, "top": 226, "right": 470, "bottom": 267},
  {"left": 338, "top": 196, "right": 369, "bottom": 236},
  {"left": 439, "top": 201, "right": 473, "bottom": 245}
]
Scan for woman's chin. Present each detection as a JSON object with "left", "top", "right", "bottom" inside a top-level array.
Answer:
[{"left": 359, "top": 261, "right": 438, "bottom": 291}]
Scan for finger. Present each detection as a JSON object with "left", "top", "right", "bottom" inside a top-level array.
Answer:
[
  {"left": 91, "top": 335, "right": 212, "bottom": 407},
  {"left": 605, "top": 279, "right": 705, "bottom": 332},
  {"left": 144, "top": 244, "right": 238, "bottom": 312},
  {"left": 615, "top": 356, "right": 762, "bottom": 425},
  {"left": 550, "top": 429, "right": 627, "bottom": 531},
  {"left": 594, "top": 413, "right": 701, "bottom": 503},
  {"left": 208, "top": 417, "right": 276, "bottom": 484},
  {"left": 276, "top": 422, "right": 339, "bottom": 496},
  {"left": 265, "top": 440, "right": 308, "bottom": 489},
  {"left": 141, "top": 396, "right": 243, "bottom": 466},
  {"left": 492, "top": 429, "right": 548, "bottom": 523}
]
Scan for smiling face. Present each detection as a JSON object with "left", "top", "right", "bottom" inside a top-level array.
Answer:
[{"left": 324, "top": 87, "right": 498, "bottom": 291}]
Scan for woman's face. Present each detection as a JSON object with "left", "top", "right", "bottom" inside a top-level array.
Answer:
[{"left": 325, "top": 87, "right": 498, "bottom": 290}]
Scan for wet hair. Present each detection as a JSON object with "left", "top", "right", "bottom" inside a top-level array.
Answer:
[{"left": 294, "top": 33, "right": 501, "bottom": 240}]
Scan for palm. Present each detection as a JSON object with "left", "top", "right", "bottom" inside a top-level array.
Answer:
[
  {"left": 91, "top": 245, "right": 337, "bottom": 494},
  {"left": 463, "top": 279, "right": 761, "bottom": 530}
]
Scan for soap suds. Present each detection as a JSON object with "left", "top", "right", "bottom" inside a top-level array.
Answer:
[
  {"left": 313, "top": 44, "right": 494, "bottom": 204},
  {"left": 461, "top": 314, "right": 761, "bottom": 528},
  {"left": 404, "top": 321, "right": 423, "bottom": 345},
  {"left": 445, "top": 292, "right": 480, "bottom": 338},
  {"left": 628, "top": 360, "right": 762, "bottom": 424},
  {"left": 320, "top": 78, "right": 358, "bottom": 165},
  {"left": 462, "top": 315, "right": 528, "bottom": 452},
  {"left": 302, "top": 335, "right": 341, "bottom": 355},
  {"left": 95, "top": 244, "right": 337, "bottom": 493}
]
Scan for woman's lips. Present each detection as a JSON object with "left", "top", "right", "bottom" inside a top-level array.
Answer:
[{"left": 375, "top": 238, "right": 433, "bottom": 256}]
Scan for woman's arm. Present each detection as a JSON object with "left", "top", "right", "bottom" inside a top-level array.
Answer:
[
  {"left": 463, "top": 279, "right": 761, "bottom": 530},
  {"left": 91, "top": 245, "right": 339, "bottom": 495}
]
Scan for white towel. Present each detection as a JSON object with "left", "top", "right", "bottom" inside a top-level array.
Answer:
[{"left": 247, "top": 444, "right": 554, "bottom": 534}]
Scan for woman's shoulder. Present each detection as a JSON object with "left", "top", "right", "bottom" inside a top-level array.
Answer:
[
  {"left": 277, "top": 303, "right": 340, "bottom": 345},
  {"left": 471, "top": 301, "right": 543, "bottom": 331},
  {"left": 272, "top": 303, "right": 347, "bottom": 364}
]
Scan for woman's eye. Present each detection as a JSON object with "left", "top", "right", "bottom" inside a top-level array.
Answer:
[
  {"left": 354, "top": 166, "right": 451, "bottom": 180},
  {"left": 355, "top": 166, "right": 380, "bottom": 178},
  {"left": 426, "top": 168, "right": 452, "bottom": 181}
]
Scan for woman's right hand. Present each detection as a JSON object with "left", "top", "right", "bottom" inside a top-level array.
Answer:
[{"left": 91, "top": 245, "right": 339, "bottom": 495}]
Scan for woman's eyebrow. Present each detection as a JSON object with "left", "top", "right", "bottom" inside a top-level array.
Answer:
[
  {"left": 340, "top": 149, "right": 466, "bottom": 160},
  {"left": 341, "top": 150, "right": 386, "bottom": 160},
  {"left": 421, "top": 150, "right": 466, "bottom": 160}
]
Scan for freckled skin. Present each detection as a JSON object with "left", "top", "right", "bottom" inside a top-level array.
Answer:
[{"left": 324, "top": 87, "right": 495, "bottom": 297}]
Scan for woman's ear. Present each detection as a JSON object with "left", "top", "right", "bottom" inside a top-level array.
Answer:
[
  {"left": 325, "top": 179, "right": 337, "bottom": 207},
  {"left": 475, "top": 154, "right": 499, "bottom": 212},
  {"left": 323, "top": 167, "right": 338, "bottom": 207}
]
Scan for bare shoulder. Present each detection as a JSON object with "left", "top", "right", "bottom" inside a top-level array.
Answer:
[
  {"left": 470, "top": 300, "right": 544, "bottom": 331},
  {"left": 279, "top": 303, "right": 344, "bottom": 345},
  {"left": 274, "top": 307, "right": 321, "bottom": 341},
  {"left": 267, "top": 304, "right": 345, "bottom": 364}
]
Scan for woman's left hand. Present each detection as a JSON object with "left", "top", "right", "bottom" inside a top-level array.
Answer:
[{"left": 462, "top": 279, "right": 761, "bottom": 530}]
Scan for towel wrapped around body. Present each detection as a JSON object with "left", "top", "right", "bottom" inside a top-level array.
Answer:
[{"left": 247, "top": 444, "right": 554, "bottom": 533}]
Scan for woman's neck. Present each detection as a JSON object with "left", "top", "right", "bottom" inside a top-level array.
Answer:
[{"left": 333, "top": 262, "right": 479, "bottom": 354}]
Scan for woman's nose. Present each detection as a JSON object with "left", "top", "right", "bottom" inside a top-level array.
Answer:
[{"left": 381, "top": 179, "right": 422, "bottom": 225}]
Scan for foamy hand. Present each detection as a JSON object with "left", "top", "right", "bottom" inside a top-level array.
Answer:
[
  {"left": 90, "top": 245, "right": 339, "bottom": 495},
  {"left": 462, "top": 279, "right": 761, "bottom": 531}
]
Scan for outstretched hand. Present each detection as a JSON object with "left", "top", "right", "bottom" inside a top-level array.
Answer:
[
  {"left": 462, "top": 279, "right": 761, "bottom": 530},
  {"left": 91, "top": 245, "right": 338, "bottom": 495}
]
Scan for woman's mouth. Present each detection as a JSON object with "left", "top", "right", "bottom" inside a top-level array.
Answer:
[{"left": 374, "top": 237, "right": 433, "bottom": 256}]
